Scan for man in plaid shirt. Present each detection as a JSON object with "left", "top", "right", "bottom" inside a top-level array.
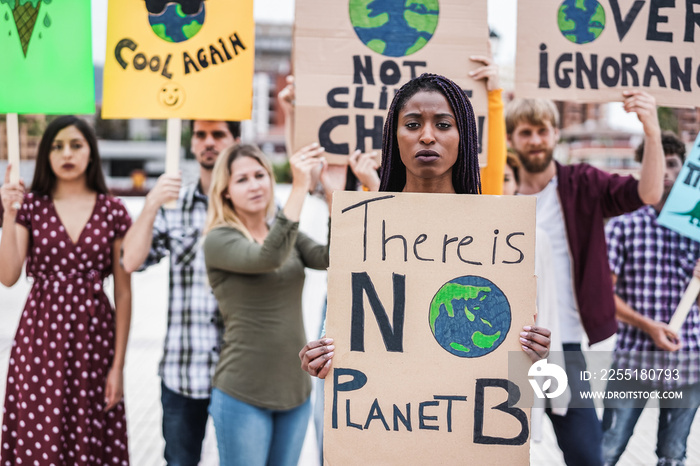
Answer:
[
  {"left": 603, "top": 132, "right": 700, "bottom": 466},
  {"left": 122, "top": 120, "right": 240, "bottom": 465}
]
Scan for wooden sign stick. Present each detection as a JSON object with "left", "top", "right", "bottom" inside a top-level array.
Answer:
[
  {"left": 6, "top": 113, "right": 20, "bottom": 184},
  {"left": 668, "top": 277, "right": 700, "bottom": 334},
  {"left": 164, "top": 118, "right": 181, "bottom": 209}
]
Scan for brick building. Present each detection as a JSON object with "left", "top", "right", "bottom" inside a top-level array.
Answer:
[{"left": 555, "top": 102, "right": 699, "bottom": 175}]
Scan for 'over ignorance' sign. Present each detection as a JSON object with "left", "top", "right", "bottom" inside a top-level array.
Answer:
[{"left": 516, "top": 0, "right": 700, "bottom": 107}]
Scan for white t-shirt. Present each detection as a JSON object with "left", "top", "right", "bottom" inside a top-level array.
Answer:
[{"left": 527, "top": 176, "right": 584, "bottom": 344}]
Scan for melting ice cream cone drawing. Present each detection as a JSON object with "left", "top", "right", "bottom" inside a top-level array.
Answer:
[
  {"left": 2, "top": 0, "right": 41, "bottom": 56},
  {"left": 1, "top": 0, "right": 95, "bottom": 115}
]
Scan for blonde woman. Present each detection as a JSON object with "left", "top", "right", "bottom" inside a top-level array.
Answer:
[{"left": 203, "top": 143, "right": 335, "bottom": 466}]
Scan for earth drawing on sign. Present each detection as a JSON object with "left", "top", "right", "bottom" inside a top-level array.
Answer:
[
  {"left": 146, "top": 0, "right": 205, "bottom": 43},
  {"left": 557, "top": 0, "right": 606, "bottom": 45},
  {"left": 429, "top": 276, "right": 511, "bottom": 358},
  {"left": 349, "top": 0, "right": 439, "bottom": 57}
]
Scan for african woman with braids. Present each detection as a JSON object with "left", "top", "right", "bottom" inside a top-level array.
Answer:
[{"left": 299, "top": 72, "right": 551, "bottom": 379}]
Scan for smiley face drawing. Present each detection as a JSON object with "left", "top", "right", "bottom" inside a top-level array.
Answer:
[{"left": 158, "top": 83, "right": 185, "bottom": 109}]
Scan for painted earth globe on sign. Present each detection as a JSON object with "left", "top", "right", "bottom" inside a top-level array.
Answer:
[
  {"left": 148, "top": 0, "right": 205, "bottom": 43},
  {"left": 429, "top": 276, "right": 511, "bottom": 358},
  {"left": 349, "top": 0, "right": 439, "bottom": 57},
  {"left": 557, "top": 0, "right": 605, "bottom": 44}
]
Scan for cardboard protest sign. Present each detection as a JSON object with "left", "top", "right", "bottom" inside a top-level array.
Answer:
[
  {"left": 325, "top": 191, "right": 535, "bottom": 465},
  {"left": 658, "top": 131, "right": 700, "bottom": 242},
  {"left": 516, "top": 0, "right": 700, "bottom": 107},
  {"left": 658, "top": 130, "right": 700, "bottom": 333},
  {"left": 293, "top": 0, "right": 490, "bottom": 164},
  {"left": 102, "top": 0, "right": 254, "bottom": 120},
  {"left": 0, "top": 0, "right": 94, "bottom": 114}
]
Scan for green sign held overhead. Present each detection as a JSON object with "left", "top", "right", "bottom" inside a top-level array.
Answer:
[{"left": 0, "top": 0, "right": 94, "bottom": 114}]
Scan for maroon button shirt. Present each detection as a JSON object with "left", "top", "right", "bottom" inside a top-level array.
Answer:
[{"left": 555, "top": 161, "right": 644, "bottom": 345}]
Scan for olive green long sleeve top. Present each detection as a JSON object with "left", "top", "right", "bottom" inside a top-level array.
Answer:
[{"left": 203, "top": 211, "right": 329, "bottom": 410}]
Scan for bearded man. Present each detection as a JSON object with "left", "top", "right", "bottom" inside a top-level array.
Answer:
[
  {"left": 504, "top": 93, "right": 664, "bottom": 466},
  {"left": 121, "top": 120, "right": 240, "bottom": 465}
]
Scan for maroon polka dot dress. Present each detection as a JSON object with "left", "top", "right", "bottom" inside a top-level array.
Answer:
[{"left": 1, "top": 193, "right": 132, "bottom": 466}]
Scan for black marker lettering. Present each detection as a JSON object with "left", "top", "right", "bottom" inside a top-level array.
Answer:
[
  {"left": 393, "top": 403, "right": 412, "bottom": 431},
  {"left": 457, "top": 236, "right": 481, "bottom": 265},
  {"left": 539, "top": 43, "right": 550, "bottom": 89},
  {"left": 364, "top": 399, "right": 390, "bottom": 431},
  {"left": 418, "top": 401, "right": 439, "bottom": 430},
  {"left": 442, "top": 235, "right": 459, "bottom": 263},
  {"left": 350, "top": 272, "right": 405, "bottom": 352},
  {"left": 413, "top": 234, "right": 434, "bottom": 262},
  {"left": 621, "top": 54, "right": 640, "bottom": 86},
  {"left": 434, "top": 395, "right": 467, "bottom": 433},
  {"left": 341, "top": 195, "right": 395, "bottom": 261},
  {"left": 503, "top": 232, "right": 525, "bottom": 265},
  {"left": 353, "top": 55, "right": 375, "bottom": 85},
  {"left": 332, "top": 368, "right": 367, "bottom": 429},
  {"left": 473, "top": 379, "right": 528, "bottom": 445}
]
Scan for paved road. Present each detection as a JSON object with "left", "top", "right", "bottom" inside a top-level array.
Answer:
[{"left": 1, "top": 189, "right": 698, "bottom": 465}]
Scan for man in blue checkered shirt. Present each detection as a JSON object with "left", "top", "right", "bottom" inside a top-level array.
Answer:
[
  {"left": 122, "top": 120, "right": 240, "bottom": 466},
  {"left": 603, "top": 132, "right": 700, "bottom": 466}
]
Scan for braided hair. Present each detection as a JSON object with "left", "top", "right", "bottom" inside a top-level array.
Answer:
[{"left": 378, "top": 73, "right": 481, "bottom": 194}]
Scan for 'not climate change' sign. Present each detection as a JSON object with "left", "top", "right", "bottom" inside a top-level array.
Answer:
[{"left": 294, "top": 0, "right": 491, "bottom": 164}]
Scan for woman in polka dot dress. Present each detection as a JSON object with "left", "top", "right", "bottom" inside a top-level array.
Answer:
[{"left": 0, "top": 116, "right": 132, "bottom": 465}]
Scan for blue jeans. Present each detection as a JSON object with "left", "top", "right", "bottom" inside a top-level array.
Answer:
[
  {"left": 209, "top": 387, "right": 311, "bottom": 466},
  {"left": 546, "top": 344, "right": 604, "bottom": 466},
  {"left": 602, "top": 379, "right": 700, "bottom": 465},
  {"left": 161, "top": 381, "right": 211, "bottom": 466}
]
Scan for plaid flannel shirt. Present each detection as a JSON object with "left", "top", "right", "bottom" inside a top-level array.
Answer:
[
  {"left": 141, "top": 182, "right": 223, "bottom": 399},
  {"left": 606, "top": 206, "right": 700, "bottom": 389}
]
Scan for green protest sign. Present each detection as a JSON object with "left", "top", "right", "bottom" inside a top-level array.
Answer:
[{"left": 0, "top": 0, "right": 94, "bottom": 114}]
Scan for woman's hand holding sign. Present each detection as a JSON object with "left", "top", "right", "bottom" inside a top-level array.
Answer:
[
  {"left": 300, "top": 325, "right": 552, "bottom": 378},
  {"left": 299, "top": 337, "right": 334, "bottom": 379},
  {"left": 519, "top": 325, "right": 552, "bottom": 363},
  {"left": 1, "top": 165, "right": 25, "bottom": 218}
]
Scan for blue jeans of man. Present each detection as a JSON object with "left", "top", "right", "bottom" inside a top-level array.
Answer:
[
  {"left": 161, "top": 381, "right": 211, "bottom": 466},
  {"left": 209, "top": 387, "right": 311, "bottom": 466},
  {"left": 602, "top": 378, "right": 700, "bottom": 466},
  {"left": 546, "top": 344, "right": 604, "bottom": 466}
]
